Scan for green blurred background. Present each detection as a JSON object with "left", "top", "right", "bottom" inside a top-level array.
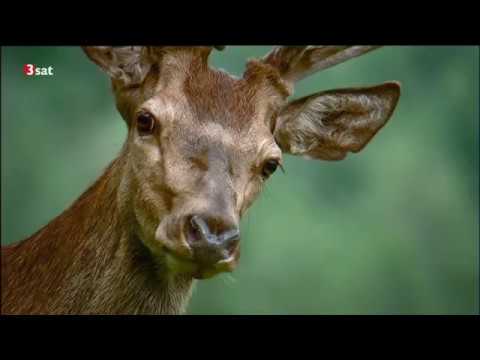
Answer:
[{"left": 1, "top": 46, "right": 478, "bottom": 314}]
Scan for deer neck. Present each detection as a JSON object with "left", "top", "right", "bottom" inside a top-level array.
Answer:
[{"left": 3, "top": 149, "right": 194, "bottom": 315}]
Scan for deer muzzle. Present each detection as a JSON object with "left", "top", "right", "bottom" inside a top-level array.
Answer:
[
  {"left": 154, "top": 212, "right": 241, "bottom": 279},
  {"left": 186, "top": 215, "right": 240, "bottom": 273}
]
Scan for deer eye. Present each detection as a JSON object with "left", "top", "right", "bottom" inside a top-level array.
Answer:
[
  {"left": 136, "top": 112, "right": 156, "bottom": 136},
  {"left": 261, "top": 159, "right": 280, "bottom": 179}
]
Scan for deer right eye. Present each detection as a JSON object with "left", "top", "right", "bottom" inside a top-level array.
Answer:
[
  {"left": 136, "top": 112, "right": 156, "bottom": 136},
  {"left": 261, "top": 159, "right": 280, "bottom": 179}
]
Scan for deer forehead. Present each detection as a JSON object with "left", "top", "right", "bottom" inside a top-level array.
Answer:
[
  {"left": 167, "top": 121, "right": 274, "bottom": 164},
  {"left": 142, "top": 84, "right": 275, "bottom": 149}
]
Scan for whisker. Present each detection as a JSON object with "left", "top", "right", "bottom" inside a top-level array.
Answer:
[{"left": 221, "top": 273, "right": 237, "bottom": 287}]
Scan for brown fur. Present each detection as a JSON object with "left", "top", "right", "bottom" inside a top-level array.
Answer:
[
  {"left": 1, "top": 46, "right": 401, "bottom": 315},
  {"left": 1, "top": 154, "right": 193, "bottom": 314}
]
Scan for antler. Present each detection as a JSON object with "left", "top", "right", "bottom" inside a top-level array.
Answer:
[
  {"left": 82, "top": 46, "right": 227, "bottom": 87},
  {"left": 262, "top": 46, "right": 381, "bottom": 83}
]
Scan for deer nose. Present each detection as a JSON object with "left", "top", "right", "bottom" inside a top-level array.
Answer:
[{"left": 186, "top": 214, "right": 240, "bottom": 266}]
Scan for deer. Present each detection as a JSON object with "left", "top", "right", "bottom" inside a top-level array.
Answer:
[{"left": 1, "top": 46, "right": 401, "bottom": 315}]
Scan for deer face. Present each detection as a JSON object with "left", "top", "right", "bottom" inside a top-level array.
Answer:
[{"left": 83, "top": 46, "right": 401, "bottom": 279}]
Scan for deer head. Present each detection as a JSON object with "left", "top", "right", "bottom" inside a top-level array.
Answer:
[{"left": 82, "top": 46, "right": 401, "bottom": 280}]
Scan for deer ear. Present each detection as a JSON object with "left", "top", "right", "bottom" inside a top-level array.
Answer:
[
  {"left": 273, "top": 82, "right": 401, "bottom": 160},
  {"left": 82, "top": 46, "right": 152, "bottom": 87}
]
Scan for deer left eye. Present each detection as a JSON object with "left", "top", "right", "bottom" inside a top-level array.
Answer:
[
  {"left": 136, "top": 112, "right": 156, "bottom": 136},
  {"left": 262, "top": 159, "right": 279, "bottom": 179}
]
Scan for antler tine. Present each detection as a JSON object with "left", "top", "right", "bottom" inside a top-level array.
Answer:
[
  {"left": 263, "top": 46, "right": 382, "bottom": 83},
  {"left": 308, "top": 46, "right": 381, "bottom": 73}
]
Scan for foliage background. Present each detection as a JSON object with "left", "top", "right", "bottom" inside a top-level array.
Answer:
[{"left": 1, "top": 46, "right": 478, "bottom": 314}]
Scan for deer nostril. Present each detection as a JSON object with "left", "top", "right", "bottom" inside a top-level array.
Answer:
[
  {"left": 218, "top": 228, "right": 240, "bottom": 251},
  {"left": 189, "top": 215, "right": 210, "bottom": 243}
]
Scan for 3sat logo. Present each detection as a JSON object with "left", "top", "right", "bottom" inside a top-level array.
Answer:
[{"left": 23, "top": 64, "right": 54, "bottom": 76}]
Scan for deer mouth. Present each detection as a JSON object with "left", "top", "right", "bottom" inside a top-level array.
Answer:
[{"left": 162, "top": 247, "right": 239, "bottom": 279}]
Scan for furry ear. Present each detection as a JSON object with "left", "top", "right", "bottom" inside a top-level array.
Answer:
[
  {"left": 273, "top": 82, "right": 401, "bottom": 160},
  {"left": 82, "top": 46, "right": 153, "bottom": 87}
]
